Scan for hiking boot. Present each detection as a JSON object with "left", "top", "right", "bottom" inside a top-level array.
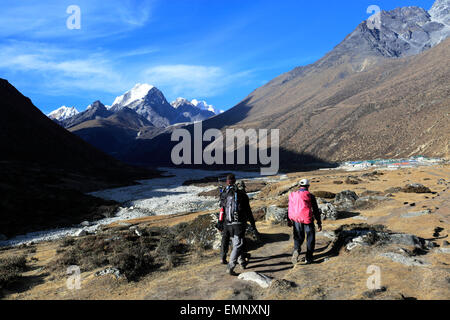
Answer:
[
  {"left": 300, "top": 257, "right": 313, "bottom": 265},
  {"left": 221, "top": 258, "right": 228, "bottom": 265},
  {"left": 291, "top": 250, "right": 300, "bottom": 265},
  {"left": 226, "top": 265, "right": 237, "bottom": 276}
]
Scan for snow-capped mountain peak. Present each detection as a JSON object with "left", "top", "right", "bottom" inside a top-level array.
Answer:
[
  {"left": 171, "top": 98, "right": 218, "bottom": 114},
  {"left": 191, "top": 99, "right": 217, "bottom": 114},
  {"left": 430, "top": 0, "right": 450, "bottom": 24},
  {"left": 171, "top": 97, "right": 191, "bottom": 108},
  {"left": 47, "top": 106, "right": 79, "bottom": 121},
  {"left": 112, "top": 83, "right": 155, "bottom": 108}
]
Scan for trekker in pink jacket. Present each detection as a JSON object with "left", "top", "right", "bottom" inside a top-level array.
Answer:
[{"left": 288, "top": 179, "right": 322, "bottom": 264}]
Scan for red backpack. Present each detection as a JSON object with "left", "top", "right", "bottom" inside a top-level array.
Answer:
[{"left": 288, "top": 189, "right": 313, "bottom": 224}]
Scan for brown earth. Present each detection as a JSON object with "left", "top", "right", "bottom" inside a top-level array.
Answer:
[
  {"left": 1, "top": 164, "right": 448, "bottom": 300},
  {"left": 124, "top": 38, "right": 450, "bottom": 169}
]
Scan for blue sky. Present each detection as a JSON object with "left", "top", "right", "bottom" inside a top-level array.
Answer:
[{"left": 0, "top": 0, "right": 435, "bottom": 114}]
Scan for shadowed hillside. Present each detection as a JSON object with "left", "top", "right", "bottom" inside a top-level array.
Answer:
[{"left": 0, "top": 79, "right": 160, "bottom": 237}]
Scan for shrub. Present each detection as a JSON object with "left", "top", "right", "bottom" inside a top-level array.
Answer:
[{"left": 0, "top": 255, "right": 27, "bottom": 292}]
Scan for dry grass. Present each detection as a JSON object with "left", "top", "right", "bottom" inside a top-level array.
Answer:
[{"left": 0, "top": 255, "right": 27, "bottom": 295}]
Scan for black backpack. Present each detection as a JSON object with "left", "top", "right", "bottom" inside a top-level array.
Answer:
[{"left": 223, "top": 186, "right": 241, "bottom": 223}]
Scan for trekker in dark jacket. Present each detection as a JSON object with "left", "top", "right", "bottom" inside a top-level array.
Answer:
[
  {"left": 288, "top": 178, "right": 322, "bottom": 265},
  {"left": 218, "top": 174, "right": 258, "bottom": 275}
]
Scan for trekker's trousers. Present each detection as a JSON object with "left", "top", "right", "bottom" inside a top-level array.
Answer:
[
  {"left": 227, "top": 223, "right": 246, "bottom": 268},
  {"left": 293, "top": 222, "right": 316, "bottom": 261},
  {"left": 221, "top": 225, "right": 232, "bottom": 260},
  {"left": 221, "top": 224, "right": 248, "bottom": 262}
]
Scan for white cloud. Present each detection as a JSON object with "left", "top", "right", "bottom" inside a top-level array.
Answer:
[
  {"left": 143, "top": 64, "right": 252, "bottom": 97},
  {"left": 0, "top": 1, "right": 154, "bottom": 40},
  {"left": 0, "top": 41, "right": 128, "bottom": 95},
  {"left": 0, "top": 41, "right": 253, "bottom": 104}
]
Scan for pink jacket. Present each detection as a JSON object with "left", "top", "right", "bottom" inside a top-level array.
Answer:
[{"left": 288, "top": 189, "right": 313, "bottom": 224}]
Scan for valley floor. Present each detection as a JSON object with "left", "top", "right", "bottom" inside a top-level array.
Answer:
[{"left": 1, "top": 164, "right": 449, "bottom": 300}]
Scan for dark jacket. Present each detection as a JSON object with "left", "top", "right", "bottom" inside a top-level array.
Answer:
[{"left": 309, "top": 192, "right": 322, "bottom": 225}]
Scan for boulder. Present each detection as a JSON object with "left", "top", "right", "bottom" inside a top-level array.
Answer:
[
  {"left": 345, "top": 176, "right": 361, "bottom": 185},
  {"left": 384, "top": 233, "right": 435, "bottom": 249},
  {"left": 318, "top": 230, "right": 337, "bottom": 240},
  {"left": 74, "top": 229, "right": 87, "bottom": 237},
  {"left": 379, "top": 252, "right": 429, "bottom": 267},
  {"left": 238, "top": 272, "right": 273, "bottom": 288},
  {"left": 354, "top": 195, "right": 391, "bottom": 209},
  {"left": 80, "top": 221, "right": 90, "bottom": 227},
  {"left": 181, "top": 213, "right": 221, "bottom": 250},
  {"left": 402, "top": 183, "right": 432, "bottom": 194},
  {"left": 384, "top": 187, "right": 402, "bottom": 194},
  {"left": 252, "top": 208, "right": 267, "bottom": 222},
  {"left": 265, "top": 206, "right": 288, "bottom": 225},
  {"left": 334, "top": 190, "right": 359, "bottom": 210},
  {"left": 345, "top": 230, "right": 378, "bottom": 250},
  {"left": 318, "top": 202, "right": 339, "bottom": 220}
]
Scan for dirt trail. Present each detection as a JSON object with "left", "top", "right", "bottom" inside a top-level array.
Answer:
[{"left": 140, "top": 223, "right": 333, "bottom": 300}]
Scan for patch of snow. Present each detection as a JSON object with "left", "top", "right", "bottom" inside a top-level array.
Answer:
[
  {"left": 191, "top": 99, "right": 218, "bottom": 114},
  {"left": 47, "top": 106, "right": 79, "bottom": 121},
  {"left": 112, "top": 83, "right": 154, "bottom": 108},
  {"left": 171, "top": 97, "right": 218, "bottom": 114}
]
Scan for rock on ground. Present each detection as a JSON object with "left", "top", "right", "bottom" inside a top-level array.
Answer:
[
  {"left": 354, "top": 195, "right": 392, "bottom": 209},
  {"left": 265, "top": 206, "right": 287, "bottom": 225},
  {"left": 402, "top": 183, "right": 432, "bottom": 193},
  {"left": 318, "top": 201, "right": 339, "bottom": 220},
  {"left": 238, "top": 272, "right": 273, "bottom": 288},
  {"left": 401, "top": 210, "right": 432, "bottom": 218},
  {"left": 380, "top": 252, "right": 429, "bottom": 267},
  {"left": 385, "top": 233, "right": 435, "bottom": 249},
  {"left": 95, "top": 267, "right": 122, "bottom": 279},
  {"left": 74, "top": 229, "right": 87, "bottom": 237},
  {"left": 334, "top": 190, "right": 359, "bottom": 211}
]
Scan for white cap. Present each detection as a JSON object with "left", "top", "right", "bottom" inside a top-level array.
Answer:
[{"left": 299, "top": 179, "right": 310, "bottom": 186}]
